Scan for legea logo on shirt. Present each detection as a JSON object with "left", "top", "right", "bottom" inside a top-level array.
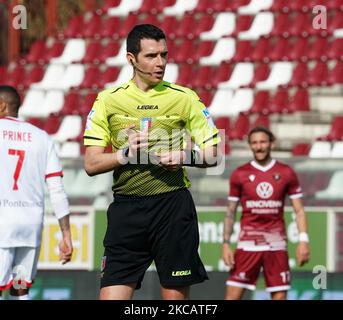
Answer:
[{"left": 256, "top": 182, "right": 273, "bottom": 199}]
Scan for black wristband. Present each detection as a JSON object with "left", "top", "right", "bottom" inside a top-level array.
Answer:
[{"left": 120, "top": 147, "right": 130, "bottom": 164}]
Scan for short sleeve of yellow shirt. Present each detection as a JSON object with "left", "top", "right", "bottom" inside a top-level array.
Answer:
[
  {"left": 185, "top": 90, "right": 220, "bottom": 150},
  {"left": 83, "top": 93, "right": 111, "bottom": 147}
]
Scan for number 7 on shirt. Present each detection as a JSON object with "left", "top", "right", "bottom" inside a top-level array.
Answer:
[{"left": 8, "top": 149, "right": 26, "bottom": 191}]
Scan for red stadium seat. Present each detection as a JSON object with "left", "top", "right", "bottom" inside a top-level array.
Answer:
[
  {"left": 288, "top": 13, "right": 312, "bottom": 38},
  {"left": 4, "top": 65, "right": 25, "bottom": 89},
  {"left": 176, "top": 64, "right": 194, "bottom": 87},
  {"left": 0, "top": 65, "right": 7, "bottom": 84},
  {"left": 251, "top": 38, "right": 272, "bottom": 62},
  {"left": 175, "top": 14, "right": 196, "bottom": 39},
  {"left": 173, "top": 40, "right": 193, "bottom": 64},
  {"left": 27, "top": 117, "right": 45, "bottom": 130},
  {"left": 137, "top": 0, "right": 162, "bottom": 15},
  {"left": 328, "top": 61, "right": 343, "bottom": 85},
  {"left": 160, "top": 16, "right": 178, "bottom": 39},
  {"left": 42, "top": 42, "right": 65, "bottom": 63},
  {"left": 82, "top": 42, "right": 102, "bottom": 64},
  {"left": 269, "top": 38, "right": 291, "bottom": 61},
  {"left": 327, "top": 11, "right": 343, "bottom": 35},
  {"left": 251, "top": 114, "right": 270, "bottom": 129},
  {"left": 292, "top": 143, "right": 311, "bottom": 156},
  {"left": 288, "top": 38, "right": 309, "bottom": 62},
  {"left": 327, "top": 38, "right": 343, "bottom": 61},
  {"left": 20, "top": 40, "right": 46, "bottom": 65},
  {"left": 98, "top": 41, "right": 120, "bottom": 63},
  {"left": 288, "top": 63, "right": 309, "bottom": 87},
  {"left": 60, "top": 92, "right": 82, "bottom": 116},
  {"left": 270, "top": 0, "right": 291, "bottom": 12},
  {"left": 100, "top": 17, "right": 121, "bottom": 39},
  {"left": 83, "top": 14, "right": 103, "bottom": 39},
  {"left": 62, "top": 15, "right": 85, "bottom": 39},
  {"left": 96, "top": 0, "right": 121, "bottom": 15},
  {"left": 212, "top": 62, "right": 233, "bottom": 88},
  {"left": 308, "top": 62, "right": 330, "bottom": 86},
  {"left": 327, "top": 0, "right": 343, "bottom": 10},
  {"left": 43, "top": 114, "right": 61, "bottom": 135},
  {"left": 99, "top": 67, "right": 120, "bottom": 88},
  {"left": 192, "top": 66, "right": 216, "bottom": 89},
  {"left": 193, "top": 0, "right": 215, "bottom": 14},
  {"left": 249, "top": 90, "right": 270, "bottom": 114},
  {"left": 269, "top": 89, "right": 290, "bottom": 114},
  {"left": 248, "top": 63, "right": 271, "bottom": 88},
  {"left": 232, "top": 40, "right": 254, "bottom": 62},
  {"left": 197, "top": 88, "right": 214, "bottom": 107},
  {"left": 270, "top": 13, "right": 290, "bottom": 37},
  {"left": 289, "top": 89, "right": 310, "bottom": 113},
  {"left": 231, "top": 15, "right": 253, "bottom": 37},
  {"left": 118, "top": 14, "right": 138, "bottom": 38},
  {"left": 140, "top": 14, "right": 159, "bottom": 26},
  {"left": 325, "top": 116, "right": 343, "bottom": 141},
  {"left": 79, "top": 66, "right": 102, "bottom": 89},
  {"left": 229, "top": 113, "right": 250, "bottom": 140},
  {"left": 193, "top": 41, "right": 216, "bottom": 63},
  {"left": 193, "top": 14, "right": 215, "bottom": 38},
  {"left": 214, "top": 116, "right": 230, "bottom": 138},
  {"left": 22, "top": 65, "right": 44, "bottom": 89},
  {"left": 81, "top": 93, "right": 98, "bottom": 116},
  {"left": 308, "top": 37, "right": 329, "bottom": 61}
]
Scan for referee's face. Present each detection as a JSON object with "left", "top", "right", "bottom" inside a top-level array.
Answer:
[{"left": 134, "top": 38, "right": 168, "bottom": 87}]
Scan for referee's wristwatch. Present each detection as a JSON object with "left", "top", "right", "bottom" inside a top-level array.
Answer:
[{"left": 120, "top": 147, "right": 130, "bottom": 164}]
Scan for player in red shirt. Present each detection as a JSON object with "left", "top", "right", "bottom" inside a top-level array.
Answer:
[{"left": 222, "top": 126, "right": 310, "bottom": 300}]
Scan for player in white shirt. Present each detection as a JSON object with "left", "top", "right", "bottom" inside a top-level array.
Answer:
[{"left": 0, "top": 86, "right": 73, "bottom": 300}]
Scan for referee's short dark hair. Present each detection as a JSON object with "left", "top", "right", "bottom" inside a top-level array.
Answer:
[
  {"left": 248, "top": 126, "right": 276, "bottom": 143},
  {"left": 127, "top": 24, "right": 166, "bottom": 56},
  {"left": 0, "top": 85, "right": 21, "bottom": 112}
]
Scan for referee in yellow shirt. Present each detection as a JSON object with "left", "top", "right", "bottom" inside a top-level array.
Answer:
[{"left": 84, "top": 24, "right": 221, "bottom": 300}]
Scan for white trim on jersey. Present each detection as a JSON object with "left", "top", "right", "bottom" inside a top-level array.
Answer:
[
  {"left": 238, "top": 244, "right": 271, "bottom": 251},
  {"left": 266, "top": 285, "right": 291, "bottom": 292},
  {"left": 228, "top": 196, "right": 240, "bottom": 202},
  {"left": 250, "top": 159, "right": 276, "bottom": 172},
  {"left": 289, "top": 193, "right": 303, "bottom": 199},
  {"left": 226, "top": 280, "right": 256, "bottom": 291}
]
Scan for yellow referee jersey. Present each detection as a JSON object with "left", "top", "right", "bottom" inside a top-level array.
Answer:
[{"left": 84, "top": 80, "right": 219, "bottom": 196}]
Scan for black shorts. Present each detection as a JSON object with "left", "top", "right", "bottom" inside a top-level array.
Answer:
[{"left": 100, "top": 188, "right": 208, "bottom": 289}]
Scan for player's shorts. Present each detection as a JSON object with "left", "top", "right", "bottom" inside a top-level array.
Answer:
[
  {"left": 101, "top": 188, "right": 208, "bottom": 289},
  {"left": 226, "top": 249, "right": 291, "bottom": 292},
  {"left": 0, "top": 247, "right": 40, "bottom": 291}
]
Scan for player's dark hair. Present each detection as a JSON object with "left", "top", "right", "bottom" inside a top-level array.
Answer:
[
  {"left": 0, "top": 85, "right": 21, "bottom": 114},
  {"left": 248, "top": 126, "right": 276, "bottom": 143},
  {"left": 127, "top": 24, "right": 166, "bottom": 56}
]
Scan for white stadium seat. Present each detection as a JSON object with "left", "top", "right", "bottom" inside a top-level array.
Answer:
[
  {"left": 208, "top": 89, "right": 234, "bottom": 117},
  {"left": 238, "top": 0, "right": 273, "bottom": 15},
  {"left": 163, "top": 0, "right": 199, "bottom": 17},
  {"left": 227, "top": 88, "right": 254, "bottom": 116},
  {"left": 106, "top": 41, "right": 127, "bottom": 66},
  {"left": 52, "top": 115, "right": 82, "bottom": 143},
  {"left": 218, "top": 63, "right": 254, "bottom": 89},
  {"left": 50, "top": 39, "right": 86, "bottom": 64},
  {"left": 200, "top": 38, "right": 236, "bottom": 66},
  {"left": 19, "top": 89, "right": 45, "bottom": 118},
  {"left": 309, "top": 141, "right": 332, "bottom": 158},
  {"left": 200, "top": 13, "right": 236, "bottom": 40},
  {"left": 331, "top": 142, "right": 343, "bottom": 158},
  {"left": 108, "top": 0, "right": 143, "bottom": 16},
  {"left": 31, "top": 64, "right": 65, "bottom": 90},
  {"left": 238, "top": 12, "right": 274, "bottom": 40},
  {"left": 256, "top": 62, "right": 293, "bottom": 89}
]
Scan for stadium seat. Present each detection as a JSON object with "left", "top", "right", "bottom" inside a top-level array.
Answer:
[
  {"left": 79, "top": 66, "right": 102, "bottom": 89},
  {"left": 208, "top": 89, "right": 234, "bottom": 117},
  {"left": 83, "top": 14, "right": 102, "bottom": 39},
  {"left": 214, "top": 117, "right": 230, "bottom": 138},
  {"left": 227, "top": 88, "right": 254, "bottom": 116},
  {"left": 251, "top": 38, "right": 272, "bottom": 62},
  {"left": 193, "top": 14, "right": 215, "bottom": 38},
  {"left": 270, "top": 13, "right": 290, "bottom": 37},
  {"left": 4, "top": 65, "right": 25, "bottom": 89},
  {"left": 269, "top": 38, "right": 291, "bottom": 61},
  {"left": 251, "top": 114, "right": 270, "bottom": 129},
  {"left": 193, "top": 41, "right": 216, "bottom": 63},
  {"left": 42, "top": 42, "right": 65, "bottom": 64},
  {"left": 329, "top": 12, "right": 343, "bottom": 36},
  {"left": 238, "top": 12, "right": 274, "bottom": 40},
  {"left": 212, "top": 63, "right": 233, "bottom": 88},
  {"left": 288, "top": 89, "right": 310, "bottom": 113},
  {"left": 174, "top": 14, "right": 197, "bottom": 39},
  {"left": 288, "top": 38, "right": 308, "bottom": 61},
  {"left": 288, "top": 63, "right": 309, "bottom": 87},
  {"left": 327, "top": 38, "right": 343, "bottom": 61},
  {"left": 96, "top": 0, "right": 121, "bottom": 15},
  {"left": 307, "top": 37, "right": 329, "bottom": 61},
  {"left": 81, "top": 41, "right": 103, "bottom": 64},
  {"left": 331, "top": 142, "right": 343, "bottom": 158},
  {"left": 176, "top": 64, "right": 194, "bottom": 87},
  {"left": 62, "top": 15, "right": 84, "bottom": 39},
  {"left": 136, "top": 0, "right": 161, "bottom": 15},
  {"left": 163, "top": 0, "right": 199, "bottom": 17},
  {"left": 218, "top": 62, "right": 254, "bottom": 89},
  {"left": 22, "top": 65, "right": 44, "bottom": 89},
  {"left": 50, "top": 39, "right": 86, "bottom": 64},
  {"left": 231, "top": 14, "right": 253, "bottom": 37},
  {"left": 100, "top": 17, "right": 121, "bottom": 39},
  {"left": 20, "top": 40, "right": 46, "bottom": 65},
  {"left": 98, "top": 67, "right": 120, "bottom": 88},
  {"left": 328, "top": 61, "right": 343, "bottom": 85},
  {"left": 248, "top": 90, "right": 270, "bottom": 114},
  {"left": 238, "top": 0, "right": 273, "bottom": 14},
  {"left": 315, "top": 171, "right": 343, "bottom": 200},
  {"left": 43, "top": 114, "right": 62, "bottom": 135},
  {"left": 193, "top": 0, "right": 214, "bottom": 14},
  {"left": 288, "top": 13, "right": 312, "bottom": 38},
  {"left": 19, "top": 89, "right": 45, "bottom": 118},
  {"left": 108, "top": 0, "right": 143, "bottom": 16},
  {"left": 60, "top": 91, "right": 82, "bottom": 115},
  {"left": 268, "top": 89, "right": 290, "bottom": 114},
  {"left": 292, "top": 143, "right": 311, "bottom": 156},
  {"left": 308, "top": 62, "right": 330, "bottom": 86},
  {"left": 105, "top": 65, "right": 132, "bottom": 87},
  {"left": 173, "top": 39, "right": 196, "bottom": 64},
  {"left": 213, "top": 0, "right": 251, "bottom": 12},
  {"left": 270, "top": 0, "right": 291, "bottom": 12},
  {"left": 256, "top": 62, "right": 293, "bottom": 89},
  {"left": 31, "top": 64, "right": 65, "bottom": 90},
  {"left": 27, "top": 117, "right": 45, "bottom": 130},
  {"left": 81, "top": 93, "right": 98, "bottom": 116},
  {"left": 248, "top": 63, "right": 270, "bottom": 87},
  {"left": 52, "top": 115, "right": 83, "bottom": 143},
  {"left": 98, "top": 41, "right": 120, "bottom": 63},
  {"left": 56, "top": 64, "right": 85, "bottom": 91},
  {"left": 323, "top": 116, "right": 343, "bottom": 141},
  {"left": 200, "top": 12, "right": 236, "bottom": 40},
  {"left": 159, "top": 16, "right": 178, "bottom": 39},
  {"left": 42, "top": 90, "right": 65, "bottom": 116},
  {"left": 117, "top": 14, "right": 139, "bottom": 38},
  {"left": 106, "top": 40, "right": 127, "bottom": 66},
  {"left": 199, "top": 38, "right": 236, "bottom": 65},
  {"left": 228, "top": 113, "right": 250, "bottom": 140},
  {"left": 309, "top": 141, "right": 332, "bottom": 158},
  {"left": 197, "top": 88, "right": 214, "bottom": 107},
  {"left": 232, "top": 40, "right": 254, "bottom": 62}
]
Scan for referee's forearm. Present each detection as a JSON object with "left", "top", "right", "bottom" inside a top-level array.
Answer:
[{"left": 84, "top": 150, "right": 124, "bottom": 176}]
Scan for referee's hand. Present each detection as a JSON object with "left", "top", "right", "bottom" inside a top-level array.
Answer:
[
  {"left": 127, "top": 125, "right": 149, "bottom": 159},
  {"left": 157, "top": 150, "right": 186, "bottom": 171}
]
